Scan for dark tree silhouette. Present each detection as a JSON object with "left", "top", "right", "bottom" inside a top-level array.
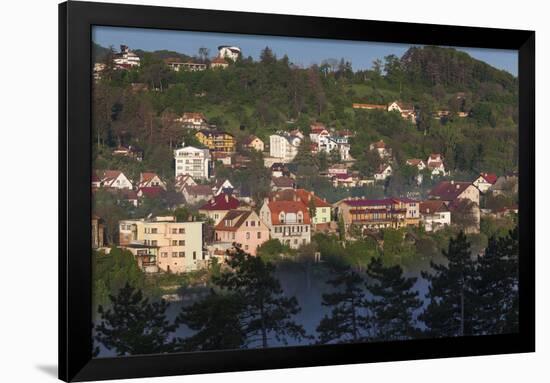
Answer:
[
  {"left": 316, "top": 265, "right": 367, "bottom": 344},
  {"left": 179, "top": 249, "right": 307, "bottom": 349},
  {"left": 470, "top": 228, "right": 519, "bottom": 335},
  {"left": 95, "top": 283, "right": 176, "bottom": 356},
  {"left": 420, "top": 231, "right": 476, "bottom": 337},
  {"left": 366, "top": 257, "right": 422, "bottom": 341}
]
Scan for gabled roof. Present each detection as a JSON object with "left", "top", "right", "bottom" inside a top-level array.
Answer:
[
  {"left": 243, "top": 135, "right": 262, "bottom": 145},
  {"left": 478, "top": 172, "right": 498, "bottom": 184},
  {"left": 140, "top": 172, "right": 160, "bottom": 183},
  {"left": 420, "top": 200, "right": 449, "bottom": 214},
  {"left": 215, "top": 210, "right": 256, "bottom": 231},
  {"left": 266, "top": 201, "right": 311, "bottom": 225},
  {"left": 429, "top": 181, "right": 473, "bottom": 201},
  {"left": 271, "top": 176, "right": 295, "bottom": 188},
  {"left": 182, "top": 112, "right": 207, "bottom": 120},
  {"left": 406, "top": 159, "right": 425, "bottom": 166},
  {"left": 371, "top": 140, "right": 386, "bottom": 149},
  {"left": 295, "top": 189, "right": 331, "bottom": 208},
  {"left": 200, "top": 193, "right": 240, "bottom": 211},
  {"left": 269, "top": 189, "right": 331, "bottom": 208},
  {"left": 211, "top": 57, "right": 228, "bottom": 64}
]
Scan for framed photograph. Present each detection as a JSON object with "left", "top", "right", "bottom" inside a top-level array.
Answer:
[{"left": 59, "top": 1, "right": 535, "bottom": 381}]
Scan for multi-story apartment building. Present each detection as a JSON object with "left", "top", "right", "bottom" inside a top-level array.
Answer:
[
  {"left": 119, "top": 216, "right": 205, "bottom": 273},
  {"left": 174, "top": 145, "right": 211, "bottom": 180},
  {"left": 269, "top": 132, "right": 302, "bottom": 163},
  {"left": 335, "top": 198, "right": 420, "bottom": 235},
  {"left": 113, "top": 45, "right": 140, "bottom": 68},
  {"left": 214, "top": 210, "right": 269, "bottom": 256},
  {"left": 195, "top": 130, "right": 236, "bottom": 153},
  {"left": 259, "top": 200, "right": 311, "bottom": 249}
]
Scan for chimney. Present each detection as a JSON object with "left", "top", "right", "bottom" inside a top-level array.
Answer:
[
  {"left": 450, "top": 180, "right": 454, "bottom": 185},
  {"left": 225, "top": 194, "right": 229, "bottom": 203}
]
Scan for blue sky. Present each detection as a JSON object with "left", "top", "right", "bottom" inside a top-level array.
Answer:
[{"left": 93, "top": 26, "right": 518, "bottom": 76}]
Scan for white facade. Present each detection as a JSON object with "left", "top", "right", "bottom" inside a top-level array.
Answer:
[
  {"left": 259, "top": 202, "right": 311, "bottom": 249},
  {"left": 422, "top": 211, "right": 451, "bottom": 232},
  {"left": 174, "top": 145, "right": 211, "bottom": 180},
  {"left": 218, "top": 46, "right": 241, "bottom": 61},
  {"left": 269, "top": 133, "right": 302, "bottom": 163},
  {"left": 374, "top": 165, "right": 392, "bottom": 181},
  {"left": 119, "top": 217, "right": 205, "bottom": 273},
  {"left": 100, "top": 171, "right": 133, "bottom": 190},
  {"left": 113, "top": 45, "right": 140, "bottom": 68}
]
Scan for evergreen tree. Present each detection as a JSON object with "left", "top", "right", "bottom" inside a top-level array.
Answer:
[
  {"left": 420, "top": 231, "right": 476, "bottom": 337},
  {"left": 176, "top": 292, "right": 246, "bottom": 351},
  {"left": 179, "top": 249, "right": 307, "bottom": 349},
  {"left": 366, "top": 257, "right": 422, "bottom": 341},
  {"left": 470, "top": 228, "right": 519, "bottom": 335},
  {"left": 316, "top": 265, "right": 367, "bottom": 344},
  {"left": 95, "top": 283, "right": 176, "bottom": 356}
]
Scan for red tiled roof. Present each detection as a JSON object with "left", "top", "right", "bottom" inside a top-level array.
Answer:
[
  {"left": 343, "top": 198, "right": 397, "bottom": 207},
  {"left": 267, "top": 201, "right": 311, "bottom": 225},
  {"left": 211, "top": 57, "right": 228, "bottom": 64},
  {"left": 200, "top": 193, "right": 240, "bottom": 211},
  {"left": 184, "top": 184, "right": 213, "bottom": 196},
  {"left": 140, "top": 172, "right": 158, "bottom": 183},
  {"left": 479, "top": 172, "right": 498, "bottom": 184},
  {"left": 420, "top": 200, "right": 448, "bottom": 214},
  {"left": 429, "top": 181, "right": 472, "bottom": 201},
  {"left": 406, "top": 159, "right": 424, "bottom": 166},
  {"left": 372, "top": 140, "right": 386, "bottom": 149},
  {"left": 269, "top": 189, "right": 331, "bottom": 208}
]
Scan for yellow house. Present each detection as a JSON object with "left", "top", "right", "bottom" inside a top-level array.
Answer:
[{"left": 195, "top": 130, "right": 236, "bottom": 153}]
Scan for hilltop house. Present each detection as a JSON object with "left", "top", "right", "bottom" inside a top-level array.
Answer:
[
  {"left": 269, "top": 132, "right": 302, "bottom": 163},
  {"left": 242, "top": 135, "right": 265, "bottom": 152},
  {"left": 119, "top": 216, "right": 205, "bottom": 273},
  {"left": 406, "top": 158, "right": 427, "bottom": 184},
  {"left": 489, "top": 174, "right": 518, "bottom": 196},
  {"left": 429, "top": 180, "right": 480, "bottom": 233},
  {"left": 388, "top": 101, "right": 416, "bottom": 123},
  {"left": 112, "top": 145, "right": 143, "bottom": 161},
  {"left": 113, "top": 45, "right": 140, "bottom": 68},
  {"left": 420, "top": 200, "right": 451, "bottom": 232},
  {"left": 426, "top": 153, "right": 447, "bottom": 176},
  {"left": 369, "top": 140, "right": 392, "bottom": 160},
  {"left": 174, "top": 145, "right": 211, "bottom": 180},
  {"left": 352, "top": 103, "right": 386, "bottom": 110},
  {"left": 210, "top": 57, "right": 229, "bottom": 69},
  {"left": 138, "top": 172, "right": 166, "bottom": 190},
  {"left": 214, "top": 210, "right": 269, "bottom": 255},
  {"left": 164, "top": 60, "right": 207, "bottom": 72},
  {"left": 374, "top": 164, "right": 393, "bottom": 181},
  {"left": 212, "top": 179, "right": 235, "bottom": 196},
  {"left": 195, "top": 130, "right": 236, "bottom": 153},
  {"left": 309, "top": 123, "right": 329, "bottom": 144},
  {"left": 176, "top": 112, "right": 208, "bottom": 129},
  {"left": 175, "top": 174, "right": 196, "bottom": 191},
  {"left": 473, "top": 172, "right": 498, "bottom": 193},
  {"left": 271, "top": 176, "right": 296, "bottom": 191},
  {"left": 259, "top": 200, "right": 311, "bottom": 249},
  {"left": 218, "top": 45, "right": 241, "bottom": 61},
  {"left": 199, "top": 193, "right": 242, "bottom": 225},
  {"left": 98, "top": 170, "right": 133, "bottom": 190}
]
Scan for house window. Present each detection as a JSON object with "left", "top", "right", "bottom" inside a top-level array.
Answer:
[
  {"left": 246, "top": 232, "right": 250, "bottom": 240},
  {"left": 161, "top": 252, "right": 168, "bottom": 258},
  {"left": 245, "top": 245, "right": 249, "bottom": 250},
  {"left": 151, "top": 228, "right": 158, "bottom": 234},
  {"left": 172, "top": 252, "right": 177, "bottom": 257},
  {"left": 151, "top": 240, "right": 158, "bottom": 246},
  {"left": 179, "top": 252, "right": 185, "bottom": 257},
  {"left": 172, "top": 228, "right": 178, "bottom": 234},
  {"left": 179, "top": 228, "right": 185, "bottom": 234},
  {"left": 179, "top": 240, "right": 185, "bottom": 246},
  {"left": 257, "top": 232, "right": 261, "bottom": 239},
  {"left": 193, "top": 251, "right": 197, "bottom": 260},
  {"left": 305, "top": 226, "right": 308, "bottom": 232}
]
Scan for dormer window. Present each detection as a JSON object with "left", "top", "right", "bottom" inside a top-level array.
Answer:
[{"left": 279, "top": 212, "right": 285, "bottom": 223}]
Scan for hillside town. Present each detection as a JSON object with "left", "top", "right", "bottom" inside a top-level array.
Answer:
[
  {"left": 91, "top": 43, "right": 518, "bottom": 276},
  {"left": 90, "top": 34, "right": 520, "bottom": 357}
]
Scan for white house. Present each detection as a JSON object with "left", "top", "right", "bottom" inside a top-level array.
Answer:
[
  {"left": 138, "top": 172, "right": 167, "bottom": 190},
  {"left": 218, "top": 45, "right": 241, "bottom": 61},
  {"left": 99, "top": 170, "right": 133, "bottom": 190},
  {"left": 212, "top": 179, "right": 235, "bottom": 196},
  {"left": 369, "top": 140, "right": 392, "bottom": 160},
  {"left": 427, "top": 153, "right": 447, "bottom": 177},
  {"left": 420, "top": 200, "right": 451, "bottom": 232},
  {"left": 309, "top": 123, "right": 329, "bottom": 144},
  {"left": 269, "top": 132, "right": 302, "bottom": 163},
  {"left": 406, "top": 159, "right": 427, "bottom": 184},
  {"left": 174, "top": 144, "right": 211, "bottom": 180},
  {"left": 259, "top": 200, "right": 311, "bottom": 249},
  {"left": 113, "top": 45, "right": 140, "bottom": 68},
  {"left": 473, "top": 172, "right": 498, "bottom": 193},
  {"left": 374, "top": 164, "right": 392, "bottom": 181},
  {"left": 388, "top": 101, "right": 416, "bottom": 123}
]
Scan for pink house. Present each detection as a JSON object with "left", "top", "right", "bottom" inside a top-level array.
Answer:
[{"left": 214, "top": 210, "right": 269, "bottom": 255}]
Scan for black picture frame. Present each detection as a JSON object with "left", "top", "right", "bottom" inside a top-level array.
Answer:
[{"left": 59, "top": 1, "right": 535, "bottom": 381}]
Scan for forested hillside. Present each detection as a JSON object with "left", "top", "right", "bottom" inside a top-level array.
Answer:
[{"left": 92, "top": 44, "right": 518, "bottom": 184}]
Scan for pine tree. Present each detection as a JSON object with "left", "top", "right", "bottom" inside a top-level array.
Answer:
[
  {"left": 176, "top": 291, "right": 246, "bottom": 351},
  {"left": 366, "top": 257, "right": 422, "bottom": 341},
  {"left": 179, "top": 249, "right": 307, "bottom": 349},
  {"left": 420, "top": 231, "right": 476, "bottom": 337},
  {"left": 95, "top": 283, "right": 176, "bottom": 356},
  {"left": 316, "top": 265, "right": 367, "bottom": 344},
  {"left": 470, "top": 228, "right": 519, "bottom": 335}
]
